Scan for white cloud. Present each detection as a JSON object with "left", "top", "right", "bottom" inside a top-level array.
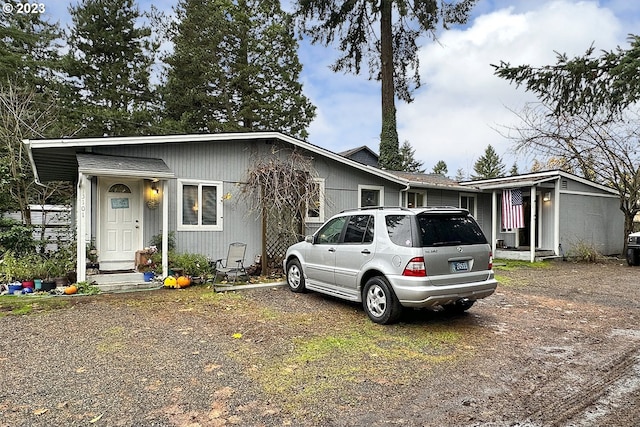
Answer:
[{"left": 303, "top": 0, "right": 635, "bottom": 175}]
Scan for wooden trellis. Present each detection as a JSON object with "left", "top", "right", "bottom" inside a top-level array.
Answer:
[{"left": 264, "top": 206, "right": 301, "bottom": 273}]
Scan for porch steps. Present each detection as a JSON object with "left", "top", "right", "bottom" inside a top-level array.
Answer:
[{"left": 88, "top": 272, "right": 162, "bottom": 293}]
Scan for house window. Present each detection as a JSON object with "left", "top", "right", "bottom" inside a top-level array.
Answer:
[
  {"left": 406, "top": 191, "right": 425, "bottom": 208},
  {"left": 306, "top": 178, "right": 325, "bottom": 223},
  {"left": 460, "top": 194, "right": 477, "bottom": 217},
  {"left": 108, "top": 183, "right": 131, "bottom": 193},
  {"left": 177, "top": 180, "right": 223, "bottom": 231},
  {"left": 359, "top": 185, "right": 384, "bottom": 208}
]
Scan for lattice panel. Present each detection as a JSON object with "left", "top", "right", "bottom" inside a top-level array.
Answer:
[{"left": 265, "top": 207, "right": 301, "bottom": 273}]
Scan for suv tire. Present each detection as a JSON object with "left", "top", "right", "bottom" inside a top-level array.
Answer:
[
  {"left": 442, "top": 299, "right": 475, "bottom": 314},
  {"left": 363, "top": 276, "right": 402, "bottom": 324},
  {"left": 286, "top": 259, "right": 307, "bottom": 293}
]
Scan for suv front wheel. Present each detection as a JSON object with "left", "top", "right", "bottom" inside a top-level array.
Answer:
[
  {"left": 363, "top": 276, "right": 402, "bottom": 324},
  {"left": 286, "top": 259, "right": 306, "bottom": 293}
]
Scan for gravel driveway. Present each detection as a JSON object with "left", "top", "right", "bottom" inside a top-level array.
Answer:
[{"left": 1, "top": 259, "right": 639, "bottom": 426}]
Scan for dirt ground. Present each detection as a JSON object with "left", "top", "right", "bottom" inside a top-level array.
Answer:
[{"left": 1, "top": 259, "right": 639, "bottom": 426}]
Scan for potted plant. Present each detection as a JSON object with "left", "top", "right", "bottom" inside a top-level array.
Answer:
[
  {"left": 15, "top": 255, "right": 36, "bottom": 291},
  {"left": 137, "top": 259, "right": 157, "bottom": 282}
]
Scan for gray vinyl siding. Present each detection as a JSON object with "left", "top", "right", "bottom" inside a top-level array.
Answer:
[
  {"left": 559, "top": 192, "right": 623, "bottom": 256},
  {"left": 425, "top": 189, "right": 459, "bottom": 207},
  {"left": 92, "top": 140, "right": 403, "bottom": 262},
  {"left": 475, "top": 193, "right": 492, "bottom": 239}
]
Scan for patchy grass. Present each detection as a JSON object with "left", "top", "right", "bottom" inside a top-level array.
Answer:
[
  {"left": 0, "top": 295, "right": 71, "bottom": 317},
  {"left": 229, "top": 312, "right": 469, "bottom": 417},
  {"left": 493, "top": 259, "right": 550, "bottom": 271}
]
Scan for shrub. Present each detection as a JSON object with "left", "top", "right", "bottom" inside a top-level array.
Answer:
[
  {"left": 0, "top": 217, "right": 36, "bottom": 256},
  {"left": 171, "top": 252, "right": 213, "bottom": 278},
  {"left": 567, "top": 240, "right": 601, "bottom": 263}
]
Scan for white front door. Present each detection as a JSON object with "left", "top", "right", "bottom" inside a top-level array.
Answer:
[{"left": 98, "top": 178, "right": 142, "bottom": 271}]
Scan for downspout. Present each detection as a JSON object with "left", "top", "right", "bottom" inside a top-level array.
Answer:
[{"left": 399, "top": 181, "right": 410, "bottom": 207}]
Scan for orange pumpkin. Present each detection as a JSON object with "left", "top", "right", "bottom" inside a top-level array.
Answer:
[
  {"left": 64, "top": 285, "right": 78, "bottom": 295},
  {"left": 163, "top": 276, "right": 177, "bottom": 288},
  {"left": 177, "top": 276, "right": 191, "bottom": 288}
]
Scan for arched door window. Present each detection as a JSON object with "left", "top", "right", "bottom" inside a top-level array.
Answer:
[{"left": 108, "top": 183, "right": 132, "bottom": 193}]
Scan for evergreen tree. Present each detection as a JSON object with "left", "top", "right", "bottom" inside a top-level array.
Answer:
[
  {"left": 0, "top": 3, "right": 61, "bottom": 88},
  {"left": 455, "top": 168, "right": 466, "bottom": 181},
  {"left": 0, "top": 8, "right": 66, "bottom": 219},
  {"left": 64, "top": 0, "right": 158, "bottom": 137},
  {"left": 398, "top": 140, "right": 425, "bottom": 172},
  {"left": 471, "top": 145, "right": 506, "bottom": 180},
  {"left": 162, "top": 0, "right": 315, "bottom": 138},
  {"left": 295, "top": 0, "right": 477, "bottom": 169},
  {"left": 432, "top": 160, "right": 448, "bottom": 175},
  {"left": 509, "top": 162, "right": 519, "bottom": 176}
]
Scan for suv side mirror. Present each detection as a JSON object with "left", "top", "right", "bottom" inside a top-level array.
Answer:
[{"left": 305, "top": 235, "right": 314, "bottom": 244}]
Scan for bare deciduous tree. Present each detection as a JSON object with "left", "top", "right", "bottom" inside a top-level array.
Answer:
[
  {"left": 240, "top": 146, "right": 324, "bottom": 274},
  {"left": 0, "top": 84, "right": 58, "bottom": 224},
  {"left": 501, "top": 102, "right": 640, "bottom": 253}
]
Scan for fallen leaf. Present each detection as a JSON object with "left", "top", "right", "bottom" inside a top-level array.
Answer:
[
  {"left": 204, "top": 363, "right": 222, "bottom": 372},
  {"left": 232, "top": 333, "right": 242, "bottom": 339},
  {"left": 33, "top": 408, "right": 48, "bottom": 415},
  {"left": 89, "top": 413, "right": 103, "bottom": 423}
]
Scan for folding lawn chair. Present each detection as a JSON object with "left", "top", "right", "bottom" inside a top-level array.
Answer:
[{"left": 213, "top": 242, "right": 247, "bottom": 283}]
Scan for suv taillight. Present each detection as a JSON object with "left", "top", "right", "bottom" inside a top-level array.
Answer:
[
  {"left": 489, "top": 251, "right": 493, "bottom": 270},
  {"left": 403, "top": 257, "right": 426, "bottom": 277}
]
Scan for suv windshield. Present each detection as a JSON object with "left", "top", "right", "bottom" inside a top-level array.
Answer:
[{"left": 417, "top": 214, "right": 487, "bottom": 247}]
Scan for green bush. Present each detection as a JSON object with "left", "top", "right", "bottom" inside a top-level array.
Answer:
[
  {"left": 171, "top": 252, "right": 213, "bottom": 278},
  {"left": 149, "top": 232, "right": 176, "bottom": 252},
  {"left": 567, "top": 240, "right": 601, "bottom": 263},
  {"left": 0, "top": 217, "right": 36, "bottom": 256}
]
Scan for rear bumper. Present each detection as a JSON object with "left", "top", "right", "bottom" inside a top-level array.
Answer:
[{"left": 389, "top": 274, "right": 498, "bottom": 308}]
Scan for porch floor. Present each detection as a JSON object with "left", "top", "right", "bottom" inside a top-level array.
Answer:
[{"left": 495, "top": 248, "right": 560, "bottom": 262}]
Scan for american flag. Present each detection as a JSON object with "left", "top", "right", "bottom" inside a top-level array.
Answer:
[{"left": 502, "top": 189, "right": 524, "bottom": 229}]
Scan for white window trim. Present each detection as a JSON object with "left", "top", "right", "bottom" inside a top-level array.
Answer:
[
  {"left": 406, "top": 190, "right": 427, "bottom": 208},
  {"left": 305, "top": 178, "right": 325, "bottom": 223},
  {"left": 459, "top": 193, "right": 477, "bottom": 217},
  {"left": 177, "top": 179, "right": 223, "bottom": 231},
  {"left": 358, "top": 185, "right": 385, "bottom": 208}
]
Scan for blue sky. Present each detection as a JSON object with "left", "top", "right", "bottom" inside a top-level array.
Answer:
[{"left": 38, "top": 0, "right": 640, "bottom": 176}]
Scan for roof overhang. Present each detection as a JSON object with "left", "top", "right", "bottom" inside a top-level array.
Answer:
[
  {"left": 24, "top": 131, "right": 408, "bottom": 186},
  {"left": 459, "top": 170, "right": 618, "bottom": 195}
]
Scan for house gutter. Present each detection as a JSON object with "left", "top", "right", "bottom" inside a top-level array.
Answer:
[{"left": 23, "top": 139, "right": 46, "bottom": 187}]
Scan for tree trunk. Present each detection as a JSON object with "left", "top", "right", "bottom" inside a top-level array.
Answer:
[
  {"left": 378, "top": 0, "right": 400, "bottom": 171},
  {"left": 623, "top": 210, "right": 635, "bottom": 256}
]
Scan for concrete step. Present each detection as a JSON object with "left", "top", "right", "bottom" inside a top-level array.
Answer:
[
  {"left": 96, "top": 282, "right": 163, "bottom": 293},
  {"left": 88, "top": 272, "right": 161, "bottom": 292}
]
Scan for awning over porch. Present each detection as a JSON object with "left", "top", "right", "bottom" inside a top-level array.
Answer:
[{"left": 77, "top": 153, "right": 175, "bottom": 180}]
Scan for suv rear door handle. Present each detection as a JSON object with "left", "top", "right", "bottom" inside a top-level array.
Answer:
[
  {"left": 361, "top": 249, "right": 371, "bottom": 254},
  {"left": 328, "top": 248, "right": 336, "bottom": 252}
]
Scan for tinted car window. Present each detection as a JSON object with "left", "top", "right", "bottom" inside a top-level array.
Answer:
[
  {"left": 343, "top": 215, "right": 374, "bottom": 244},
  {"left": 385, "top": 215, "right": 413, "bottom": 247},
  {"left": 417, "top": 214, "right": 487, "bottom": 247},
  {"left": 316, "top": 216, "right": 347, "bottom": 244}
]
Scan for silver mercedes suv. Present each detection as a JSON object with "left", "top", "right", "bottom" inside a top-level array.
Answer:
[{"left": 284, "top": 206, "right": 498, "bottom": 324}]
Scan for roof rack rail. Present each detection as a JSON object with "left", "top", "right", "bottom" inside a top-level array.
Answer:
[
  {"left": 338, "top": 206, "right": 469, "bottom": 214},
  {"left": 339, "top": 206, "right": 412, "bottom": 213}
]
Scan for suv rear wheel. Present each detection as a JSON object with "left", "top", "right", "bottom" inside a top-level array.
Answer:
[
  {"left": 442, "top": 298, "right": 475, "bottom": 314},
  {"left": 286, "top": 259, "right": 306, "bottom": 293},
  {"left": 363, "top": 276, "right": 402, "bottom": 324}
]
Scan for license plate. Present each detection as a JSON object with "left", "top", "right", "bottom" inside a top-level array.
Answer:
[{"left": 451, "top": 261, "right": 468, "bottom": 272}]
